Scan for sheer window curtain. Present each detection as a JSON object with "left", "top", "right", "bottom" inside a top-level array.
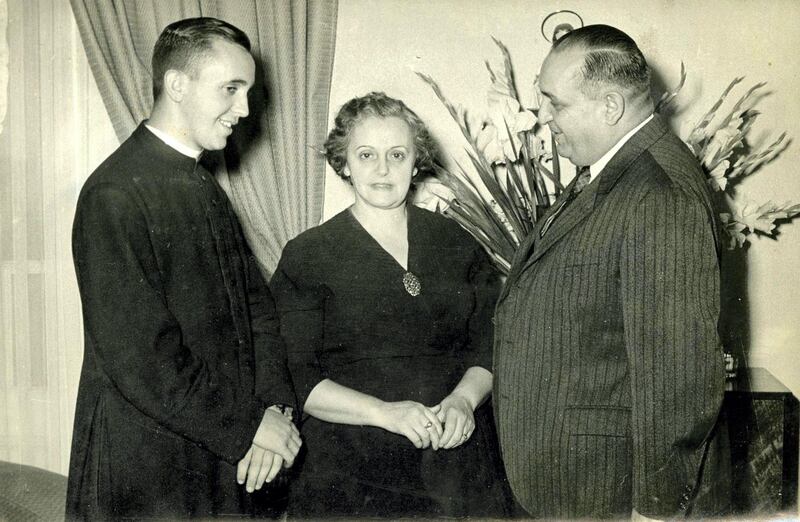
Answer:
[
  {"left": 69, "top": 0, "right": 338, "bottom": 275},
  {"left": 0, "top": 0, "right": 119, "bottom": 474}
]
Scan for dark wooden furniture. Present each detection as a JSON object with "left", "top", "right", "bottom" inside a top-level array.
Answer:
[
  {"left": 725, "top": 367, "right": 798, "bottom": 514},
  {"left": 0, "top": 461, "right": 67, "bottom": 521}
]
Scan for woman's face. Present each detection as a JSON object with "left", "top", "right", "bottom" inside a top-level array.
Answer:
[{"left": 345, "top": 116, "right": 417, "bottom": 212}]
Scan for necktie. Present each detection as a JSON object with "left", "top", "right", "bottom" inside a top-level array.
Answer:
[
  {"left": 573, "top": 165, "right": 592, "bottom": 193},
  {"left": 539, "top": 166, "right": 591, "bottom": 239}
]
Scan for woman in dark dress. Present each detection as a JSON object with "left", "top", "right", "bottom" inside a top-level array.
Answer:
[{"left": 272, "top": 92, "right": 512, "bottom": 518}]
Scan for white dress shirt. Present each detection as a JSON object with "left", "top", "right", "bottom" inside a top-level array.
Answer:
[{"left": 587, "top": 113, "right": 654, "bottom": 183}]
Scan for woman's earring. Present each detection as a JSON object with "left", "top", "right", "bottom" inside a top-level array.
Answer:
[{"left": 412, "top": 168, "right": 418, "bottom": 177}]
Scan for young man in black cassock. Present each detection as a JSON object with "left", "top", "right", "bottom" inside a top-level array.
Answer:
[{"left": 66, "top": 17, "right": 301, "bottom": 519}]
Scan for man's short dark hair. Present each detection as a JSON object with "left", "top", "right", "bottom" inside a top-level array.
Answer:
[
  {"left": 151, "top": 17, "right": 251, "bottom": 100},
  {"left": 553, "top": 24, "right": 650, "bottom": 99}
]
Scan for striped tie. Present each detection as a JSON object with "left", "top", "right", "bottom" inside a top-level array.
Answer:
[
  {"left": 539, "top": 166, "right": 592, "bottom": 238},
  {"left": 573, "top": 165, "right": 592, "bottom": 193}
]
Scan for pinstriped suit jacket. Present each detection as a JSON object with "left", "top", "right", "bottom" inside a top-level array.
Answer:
[{"left": 493, "top": 116, "right": 726, "bottom": 519}]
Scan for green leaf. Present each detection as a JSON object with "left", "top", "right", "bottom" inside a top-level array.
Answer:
[
  {"left": 694, "top": 77, "right": 744, "bottom": 138},
  {"left": 504, "top": 160, "right": 532, "bottom": 236},
  {"left": 416, "top": 72, "right": 473, "bottom": 145},
  {"left": 655, "top": 62, "right": 687, "bottom": 114},
  {"left": 446, "top": 201, "right": 515, "bottom": 267},
  {"left": 717, "top": 82, "right": 767, "bottom": 131},
  {"left": 447, "top": 160, "right": 519, "bottom": 247},
  {"left": 464, "top": 149, "right": 517, "bottom": 225},
  {"left": 498, "top": 120, "right": 534, "bottom": 233},
  {"left": 492, "top": 36, "right": 521, "bottom": 104}
]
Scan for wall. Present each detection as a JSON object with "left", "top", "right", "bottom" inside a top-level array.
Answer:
[{"left": 325, "top": 0, "right": 800, "bottom": 397}]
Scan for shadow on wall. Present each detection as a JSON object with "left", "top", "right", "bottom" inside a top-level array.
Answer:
[
  {"left": 719, "top": 244, "right": 751, "bottom": 370},
  {"left": 204, "top": 53, "right": 270, "bottom": 177}
]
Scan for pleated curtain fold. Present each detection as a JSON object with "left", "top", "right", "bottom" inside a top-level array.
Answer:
[{"left": 69, "top": 0, "right": 338, "bottom": 275}]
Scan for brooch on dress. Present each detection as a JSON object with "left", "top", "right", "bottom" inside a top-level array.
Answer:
[{"left": 402, "top": 272, "right": 421, "bottom": 296}]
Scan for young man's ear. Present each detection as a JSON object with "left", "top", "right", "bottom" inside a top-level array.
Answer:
[{"left": 163, "top": 69, "right": 189, "bottom": 102}]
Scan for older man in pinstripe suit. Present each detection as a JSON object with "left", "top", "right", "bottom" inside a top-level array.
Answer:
[{"left": 493, "top": 25, "right": 726, "bottom": 520}]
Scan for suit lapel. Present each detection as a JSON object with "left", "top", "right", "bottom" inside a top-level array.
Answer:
[
  {"left": 499, "top": 115, "right": 671, "bottom": 301},
  {"left": 521, "top": 181, "right": 598, "bottom": 271},
  {"left": 498, "top": 177, "right": 579, "bottom": 302}
]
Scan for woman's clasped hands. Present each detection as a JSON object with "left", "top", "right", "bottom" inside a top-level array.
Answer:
[
  {"left": 379, "top": 400, "right": 443, "bottom": 449},
  {"left": 435, "top": 393, "right": 476, "bottom": 449},
  {"left": 379, "top": 394, "right": 475, "bottom": 450}
]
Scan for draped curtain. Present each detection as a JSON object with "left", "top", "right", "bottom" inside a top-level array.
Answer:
[
  {"left": 0, "top": 0, "right": 7, "bottom": 135},
  {"left": 69, "top": 0, "right": 338, "bottom": 274},
  {"left": 1, "top": 0, "right": 120, "bottom": 474}
]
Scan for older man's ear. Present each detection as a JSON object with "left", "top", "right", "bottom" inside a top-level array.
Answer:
[{"left": 603, "top": 91, "right": 626, "bottom": 126}]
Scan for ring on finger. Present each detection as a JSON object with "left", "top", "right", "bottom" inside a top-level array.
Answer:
[{"left": 424, "top": 421, "right": 433, "bottom": 429}]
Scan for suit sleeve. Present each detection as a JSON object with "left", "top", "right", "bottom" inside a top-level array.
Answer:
[
  {"left": 620, "top": 184, "right": 725, "bottom": 517},
  {"left": 270, "top": 239, "right": 327, "bottom": 418},
  {"left": 73, "top": 183, "right": 264, "bottom": 464}
]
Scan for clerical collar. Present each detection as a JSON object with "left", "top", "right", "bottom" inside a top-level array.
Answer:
[
  {"left": 144, "top": 123, "right": 202, "bottom": 159},
  {"left": 588, "top": 113, "right": 654, "bottom": 182}
]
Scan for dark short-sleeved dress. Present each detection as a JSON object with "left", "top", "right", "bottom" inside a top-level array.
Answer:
[{"left": 271, "top": 205, "right": 513, "bottom": 518}]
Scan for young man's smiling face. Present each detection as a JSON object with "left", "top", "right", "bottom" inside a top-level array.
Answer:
[{"left": 177, "top": 38, "right": 255, "bottom": 152}]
